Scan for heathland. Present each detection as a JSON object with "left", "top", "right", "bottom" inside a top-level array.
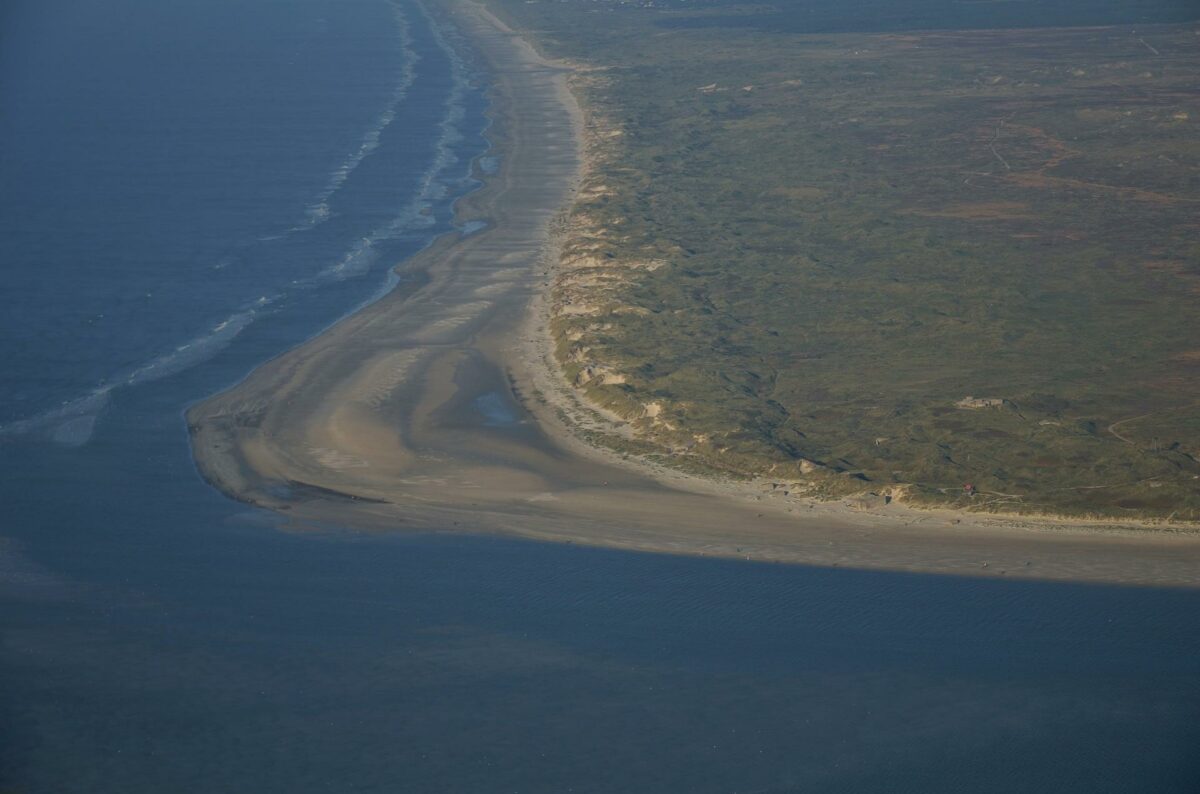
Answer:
[{"left": 488, "top": 0, "right": 1200, "bottom": 519}]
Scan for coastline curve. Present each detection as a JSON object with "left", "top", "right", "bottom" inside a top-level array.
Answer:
[{"left": 187, "top": 0, "right": 1200, "bottom": 588}]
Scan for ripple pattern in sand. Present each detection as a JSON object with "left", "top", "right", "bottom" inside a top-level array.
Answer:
[
  {"left": 411, "top": 301, "right": 493, "bottom": 342},
  {"left": 357, "top": 349, "right": 428, "bottom": 409}
]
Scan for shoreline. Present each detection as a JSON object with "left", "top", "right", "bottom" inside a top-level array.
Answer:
[{"left": 186, "top": 0, "right": 1200, "bottom": 588}]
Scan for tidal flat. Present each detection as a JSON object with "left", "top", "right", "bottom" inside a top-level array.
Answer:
[
  {"left": 186, "top": 0, "right": 1200, "bottom": 585},
  {"left": 4, "top": 0, "right": 1200, "bottom": 789}
]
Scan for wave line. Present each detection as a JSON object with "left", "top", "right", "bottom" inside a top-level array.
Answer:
[{"left": 301, "top": 3, "right": 420, "bottom": 227}]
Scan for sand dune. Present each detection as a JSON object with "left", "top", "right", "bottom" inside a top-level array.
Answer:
[{"left": 187, "top": 0, "right": 1200, "bottom": 588}]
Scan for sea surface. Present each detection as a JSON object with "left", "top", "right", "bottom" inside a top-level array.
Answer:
[{"left": 1, "top": 0, "right": 1199, "bottom": 791}]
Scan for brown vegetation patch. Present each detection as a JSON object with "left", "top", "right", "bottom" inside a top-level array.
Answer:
[
  {"left": 1144, "top": 259, "right": 1200, "bottom": 293},
  {"left": 909, "top": 201, "right": 1035, "bottom": 221},
  {"left": 766, "top": 186, "right": 828, "bottom": 201},
  {"left": 1004, "top": 123, "right": 1077, "bottom": 173},
  {"left": 1006, "top": 172, "right": 1196, "bottom": 204}
]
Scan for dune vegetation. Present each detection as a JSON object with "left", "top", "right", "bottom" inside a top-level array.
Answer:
[{"left": 489, "top": 0, "right": 1200, "bottom": 519}]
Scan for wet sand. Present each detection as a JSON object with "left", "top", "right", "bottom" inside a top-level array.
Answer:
[{"left": 187, "top": 0, "right": 1200, "bottom": 588}]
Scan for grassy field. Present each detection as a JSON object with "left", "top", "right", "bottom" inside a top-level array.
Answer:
[{"left": 489, "top": 0, "right": 1200, "bottom": 519}]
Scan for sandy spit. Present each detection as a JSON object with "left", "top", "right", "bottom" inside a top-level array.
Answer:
[{"left": 186, "top": 0, "right": 1200, "bottom": 588}]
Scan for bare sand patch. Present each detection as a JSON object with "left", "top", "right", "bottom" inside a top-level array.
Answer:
[{"left": 185, "top": 0, "right": 1200, "bottom": 588}]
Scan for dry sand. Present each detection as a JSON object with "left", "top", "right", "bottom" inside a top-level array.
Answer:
[{"left": 187, "top": 0, "right": 1200, "bottom": 588}]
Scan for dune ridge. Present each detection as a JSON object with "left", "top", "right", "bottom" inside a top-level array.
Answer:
[{"left": 187, "top": 0, "right": 1200, "bottom": 587}]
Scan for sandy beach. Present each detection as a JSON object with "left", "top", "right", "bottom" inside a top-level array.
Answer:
[{"left": 187, "top": 0, "right": 1200, "bottom": 588}]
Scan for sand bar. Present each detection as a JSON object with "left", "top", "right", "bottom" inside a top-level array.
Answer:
[{"left": 187, "top": 0, "right": 1200, "bottom": 588}]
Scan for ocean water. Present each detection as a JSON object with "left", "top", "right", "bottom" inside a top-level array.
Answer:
[
  {"left": 0, "top": 0, "right": 474, "bottom": 441},
  {"left": 1, "top": 0, "right": 1199, "bottom": 792}
]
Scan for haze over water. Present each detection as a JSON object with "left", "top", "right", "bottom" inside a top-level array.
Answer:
[{"left": 1, "top": 0, "right": 1199, "bottom": 791}]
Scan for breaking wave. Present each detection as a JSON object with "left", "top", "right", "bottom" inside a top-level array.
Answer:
[
  {"left": 0, "top": 389, "right": 114, "bottom": 448},
  {"left": 2, "top": 0, "right": 482, "bottom": 448},
  {"left": 301, "top": 5, "right": 419, "bottom": 227},
  {"left": 123, "top": 299, "right": 273, "bottom": 388},
  {"left": 0, "top": 297, "right": 275, "bottom": 446},
  {"left": 315, "top": 1, "right": 471, "bottom": 284}
]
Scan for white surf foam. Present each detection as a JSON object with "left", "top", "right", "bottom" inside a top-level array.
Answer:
[
  {"left": 0, "top": 388, "right": 114, "bottom": 448},
  {"left": 2, "top": 2, "right": 482, "bottom": 449},
  {"left": 123, "top": 300, "right": 271, "bottom": 388},
  {"left": 320, "top": 236, "right": 379, "bottom": 282},
  {"left": 0, "top": 298, "right": 276, "bottom": 447},
  {"left": 300, "top": 5, "right": 419, "bottom": 227},
  {"left": 314, "top": 4, "right": 471, "bottom": 285}
]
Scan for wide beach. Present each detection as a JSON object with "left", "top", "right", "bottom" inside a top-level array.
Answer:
[{"left": 187, "top": 0, "right": 1200, "bottom": 587}]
